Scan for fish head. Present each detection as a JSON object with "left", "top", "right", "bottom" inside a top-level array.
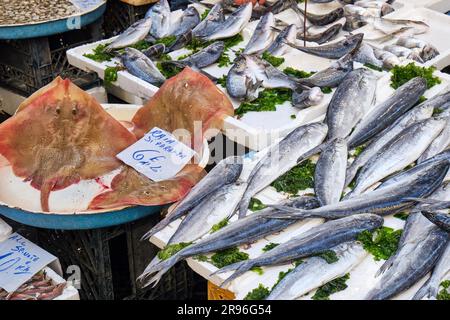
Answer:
[
  {"left": 421, "top": 45, "right": 439, "bottom": 61},
  {"left": 207, "top": 41, "right": 225, "bottom": 55}
]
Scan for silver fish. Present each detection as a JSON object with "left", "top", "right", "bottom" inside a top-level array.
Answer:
[
  {"left": 142, "top": 156, "right": 243, "bottom": 240},
  {"left": 244, "top": 12, "right": 276, "bottom": 55},
  {"left": 383, "top": 44, "right": 424, "bottom": 63},
  {"left": 353, "top": 43, "right": 384, "bottom": 68},
  {"left": 345, "top": 92, "right": 446, "bottom": 187},
  {"left": 142, "top": 43, "right": 166, "bottom": 59},
  {"left": 167, "top": 181, "right": 247, "bottom": 245},
  {"left": 267, "top": 241, "right": 367, "bottom": 300},
  {"left": 355, "top": 1, "right": 395, "bottom": 16},
  {"left": 267, "top": 159, "right": 449, "bottom": 220},
  {"left": 252, "top": 0, "right": 304, "bottom": 22},
  {"left": 299, "top": 51, "right": 355, "bottom": 88},
  {"left": 267, "top": 24, "right": 297, "bottom": 56},
  {"left": 146, "top": 0, "right": 171, "bottom": 39},
  {"left": 348, "top": 118, "right": 446, "bottom": 197},
  {"left": 214, "top": 214, "right": 383, "bottom": 287},
  {"left": 226, "top": 55, "right": 262, "bottom": 101},
  {"left": 171, "top": 6, "right": 200, "bottom": 37},
  {"left": 365, "top": 213, "right": 448, "bottom": 300},
  {"left": 326, "top": 68, "right": 377, "bottom": 140},
  {"left": 396, "top": 36, "right": 439, "bottom": 62},
  {"left": 299, "top": 7, "right": 344, "bottom": 26},
  {"left": 192, "top": 3, "right": 225, "bottom": 38},
  {"left": 202, "top": 3, "right": 252, "bottom": 41},
  {"left": 315, "top": 138, "right": 348, "bottom": 206},
  {"left": 418, "top": 108, "right": 450, "bottom": 163},
  {"left": 179, "top": 41, "right": 225, "bottom": 68},
  {"left": 372, "top": 47, "right": 401, "bottom": 69},
  {"left": 414, "top": 242, "right": 450, "bottom": 299},
  {"left": 347, "top": 77, "right": 427, "bottom": 148},
  {"left": 139, "top": 196, "right": 320, "bottom": 287},
  {"left": 297, "top": 23, "right": 343, "bottom": 45},
  {"left": 120, "top": 48, "right": 166, "bottom": 86},
  {"left": 237, "top": 122, "right": 328, "bottom": 218},
  {"left": 105, "top": 19, "right": 153, "bottom": 52},
  {"left": 287, "top": 33, "right": 364, "bottom": 59},
  {"left": 292, "top": 87, "right": 324, "bottom": 109},
  {"left": 165, "top": 31, "right": 193, "bottom": 53}
]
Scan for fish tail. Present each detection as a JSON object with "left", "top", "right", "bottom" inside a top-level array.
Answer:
[
  {"left": 141, "top": 216, "right": 174, "bottom": 240},
  {"left": 412, "top": 278, "right": 432, "bottom": 300},
  {"left": 375, "top": 255, "right": 396, "bottom": 277},
  {"left": 138, "top": 254, "right": 181, "bottom": 288},
  {"left": 212, "top": 261, "right": 253, "bottom": 288}
]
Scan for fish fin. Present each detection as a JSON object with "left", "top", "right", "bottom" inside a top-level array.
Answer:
[
  {"left": 138, "top": 254, "right": 181, "bottom": 288},
  {"left": 412, "top": 278, "right": 432, "bottom": 300},
  {"left": 216, "top": 261, "right": 254, "bottom": 288},
  {"left": 296, "top": 139, "right": 337, "bottom": 164},
  {"left": 375, "top": 254, "right": 396, "bottom": 277}
]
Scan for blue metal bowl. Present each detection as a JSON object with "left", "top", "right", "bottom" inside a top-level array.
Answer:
[
  {"left": 0, "top": 204, "right": 165, "bottom": 230},
  {"left": 0, "top": 3, "right": 106, "bottom": 40}
]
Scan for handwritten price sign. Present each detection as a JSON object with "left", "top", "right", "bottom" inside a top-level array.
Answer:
[
  {"left": 0, "top": 233, "right": 57, "bottom": 292},
  {"left": 117, "top": 127, "right": 196, "bottom": 182}
]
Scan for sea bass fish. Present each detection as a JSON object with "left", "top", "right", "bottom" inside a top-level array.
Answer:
[
  {"left": 243, "top": 12, "right": 276, "bottom": 55},
  {"left": 171, "top": 6, "right": 200, "bottom": 37},
  {"left": 214, "top": 214, "right": 383, "bottom": 287},
  {"left": 297, "top": 23, "right": 342, "bottom": 45},
  {"left": 267, "top": 24, "right": 297, "bottom": 56},
  {"left": 120, "top": 48, "right": 166, "bottom": 86},
  {"left": 226, "top": 55, "right": 262, "bottom": 101},
  {"left": 347, "top": 77, "right": 427, "bottom": 148},
  {"left": 299, "top": 7, "right": 344, "bottom": 26},
  {"left": 267, "top": 241, "right": 367, "bottom": 300},
  {"left": 146, "top": 0, "right": 171, "bottom": 39},
  {"left": 142, "top": 156, "right": 243, "bottom": 240},
  {"left": 192, "top": 3, "right": 225, "bottom": 38},
  {"left": 237, "top": 122, "right": 328, "bottom": 218},
  {"left": 105, "top": 18, "right": 153, "bottom": 52},
  {"left": 326, "top": 68, "right": 377, "bottom": 140}
]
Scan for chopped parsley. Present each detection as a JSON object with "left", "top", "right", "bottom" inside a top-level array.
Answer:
[
  {"left": 321, "top": 87, "right": 333, "bottom": 94},
  {"left": 217, "top": 75, "right": 227, "bottom": 87},
  {"left": 244, "top": 284, "right": 270, "bottom": 300},
  {"left": 271, "top": 159, "right": 316, "bottom": 195},
  {"left": 83, "top": 43, "right": 114, "bottom": 62},
  {"left": 393, "top": 212, "right": 409, "bottom": 221},
  {"left": 129, "top": 40, "right": 152, "bottom": 51},
  {"left": 251, "top": 266, "right": 264, "bottom": 275},
  {"left": 103, "top": 66, "right": 120, "bottom": 85},
  {"left": 154, "top": 35, "right": 177, "bottom": 47},
  {"left": 437, "top": 280, "right": 450, "bottom": 300},
  {"left": 353, "top": 145, "right": 366, "bottom": 157},
  {"left": 200, "top": 9, "right": 210, "bottom": 21},
  {"left": 262, "top": 243, "right": 279, "bottom": 252},
  {"left": 177, "top": 53, "right": 192, "bottom": 61},
  {"left": 223, "top": 33, "right": 244, "bottom": 50},
  {"left": 433, "top": 107, "right": 445, "bottom": 116},
  {"left": 157, "top": 242, "right": 192, "bottom": 260},
  {"left": 283, "top": 67, "right": 315, "bottom": 78},
  {"left": 290, "top": 114, "right": 297, "bottom": 119},
  {"left": 262, "top": 51, "right": 285, "bottom": 67},
  {"left": 211, "top": 218, "right": 229, "bottom": 233},
  {"left": 210, "top": 247, "right": 249, "bottom": 269},
  {"left": 316, "top": 250, "right": 339, "bottom": 264},
  {"left": 157, "top": 62, "right": 182, "bottom": 79},
  {"left": 390, "top": 63, "right": 441, "bottom": 89},
  {"left": 249, "top": 198, "right": 267, "bottom": 212},
  {"left": 357, "top": 227, "right": 402, "bottom": 261},
  {"left": 364, "top": 63, "right": 383, "bottom": 72},
  {"left": 235, "top": 88, "right": 292, "bottom": 117},
  {"left": 217, "top": 51, "right": 231, "bottom": 67},
  {"left": 193, "top": 254, "right": 209, "bottom": 262},
  {"left": 312, "top": 274, "right": 350, "bottom": 300}
]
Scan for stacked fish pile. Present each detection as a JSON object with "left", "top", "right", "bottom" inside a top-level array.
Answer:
[{"left": 0, "top": 271, "right": 65, "bottom": 300}]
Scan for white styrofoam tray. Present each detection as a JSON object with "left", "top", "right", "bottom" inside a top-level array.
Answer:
[
  {"left": 355, "top": 7, "right": 450, "bottom": 71},
  {"left": 149, "top": 70, "right": 450, "bottom": 300}
]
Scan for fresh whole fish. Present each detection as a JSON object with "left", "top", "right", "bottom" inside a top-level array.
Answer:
[
  {"left": 214, "top": 214, "right": 383, "bottom": 287},
  {"left": 326, "top": 68, "right": 377, "bottom": 140},
  {"left": 139, "top": 196, "right": 320, "bottom": 287},
  {"left": 226, "top": 55, "right": 262, "bottom": 101},
  {"left": 171, "top": 6, "right": 200, "bottom": 37},
  {"left": 365, "top": 213, "right": 448, "bottom": 300},
  {"left": 146, "top": 0, "right": 171, "bottom": 39},
  {"left": 345, "top": 92, "right": 446, "bottom": 187},
  {"left": 315, "top": 138, "right": 348, "bottom": 206},
  {"left": 167, "top": 181, "right": 247, "bottom": 245},
  {"left": 267, "top": 24, "right": 297, "bottom": 56},
  {"left": 237, "top": 122, "right": 328, "bottom": 218},
  {"left": 353, "top": 43, "right": 384, "bottom": 68},
  {"left": 267, "top": 241, "right": 367, "bottom": 300},
  {"left": 164, "top": 31, "right": 193, "bottom": 53},
  {"left": 297, "top": 23, "right": 343, "bottom": 45},
  {"left": 421, "top": 202, "right": 450, "bottom": 233},
  {"left": 252, "top": 0, "right": 304, "bottom": 22},
  {"left": 287, "top": 33, "right": 364, "bottom": 59},
  {"left": 192, "top": 3, "right": 225, "bottom": 38},
  {"left": 396, "top": 37, "right": 439, "bottom": 62},
  {"left": 243, "top": 12, "right": 276, "bottom": 55},
  {"left": 267, "top": 159, "right": 449, "bottom": 220},
  {"left": 179, "top": 41, "right": 225, "bottom": 68},
  {"left": 418, "top": 108, "right": 450, "bottom": 163},
  {"left": 292, "top": 87, "right": 324, "bottom": 109},
  {"left": 414, "top": 242, "right": 450, "bottom": 299},
  {"left": 298, "top": 51, "right": 355, "bottom": 88},
  {"left": 201, "top": 3, "right": 252, "bottom": 41},
  {"left": 383, "top": 44, "right": 424, "bottom": 63},
  {"left": 105, "top": 19, "right": 153, "bottom": 52},
  {"left": 142, "top": 156, "right": 243, "bottom": 240},
  {"left": 372, "top": 47, "right": 401, "bottom": 69},
  {"left": 120, "top": 48, "right": 166, "bottom": 86},
  {"left": 299, "top": 7, "right": 344, "bottom": 26},
  {"left": 347, "top": 118, "right": 447, "bottom": 197},
  {"left": 347, "top": 77, "right": 427, "bottom": 148},
  {"left": 142, "top": 43, "right": 166, "bottom": 59}
]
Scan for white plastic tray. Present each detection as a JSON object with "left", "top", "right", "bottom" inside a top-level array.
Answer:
[{"left": 150, "top": 74, "right": 450, "bottom": 300}]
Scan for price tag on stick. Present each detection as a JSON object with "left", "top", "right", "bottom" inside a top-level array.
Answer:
[
  {"left": 117, "top": 127, "right": 196, "bottom": 182},
  {"left": 0, "top": 233, "right": 57, "bottom": 292}
]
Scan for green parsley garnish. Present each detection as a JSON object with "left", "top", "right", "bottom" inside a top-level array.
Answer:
[
  {"left": 364, "top": 63, "right": 383, "bottom": 72},
  {"left": 357, "top": 227, "right": 402, "bottom": 261},
  {"left": 83, "top": 43, "right": 114, "bottom": 62},
  {"left": 235, "top": 88, "right": 292, "bottom": 117},
  {"left": 271, "top": 159, "right": 316, "bottom": 195},
  {"left": 210, "top": 247, "right": 249, "bottom": 269},
  {"left": 217, "top": 75, "right": 227, "bottom": 87},
  {"left": 244, "top": 284, "right": 270, "bottom": 300},
  {"left": 283, "top": 67, "right": 315, "bottom": 78},
  {"left": 262, "top": 243, "right": 279, "bottom": 252},
  {"left": 249, "top": 198, "right": 267, "bottom": 212},
  {"left": 437, "top": 280, "right": 450, "bottom": 300},
  {"left": 157, "top": 242, "right": 192, "bottom": 260},
  {"left": 393, "top": 212, "right": 409, "bottom": 221},
  {"left": 200, "top": 9, "right": 210, "bottom": 21},
  {"left": 154, "top": 35, "right": 177, "bottom": 47},
  {"left": 262, "top": 51, "right": 285, "bottom": 67},
  {"left": 312, "top": 274, "right": 350, "bottom": 300},
  {"left": 211, "top": 218, "right": 229, "bottom": 233},
  {"left": 390, "top": 63, "right": 441, "bottom": 89}
]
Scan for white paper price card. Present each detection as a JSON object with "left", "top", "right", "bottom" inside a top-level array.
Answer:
[
  {"left": 117, "top": 127, "right": 196, "bottom": 182},
  {"left": 0, "top": 233, "right": 57, "bottom": 293},
  {"left": 70, "top": 0, "right": 104, "bottom": 11}
]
